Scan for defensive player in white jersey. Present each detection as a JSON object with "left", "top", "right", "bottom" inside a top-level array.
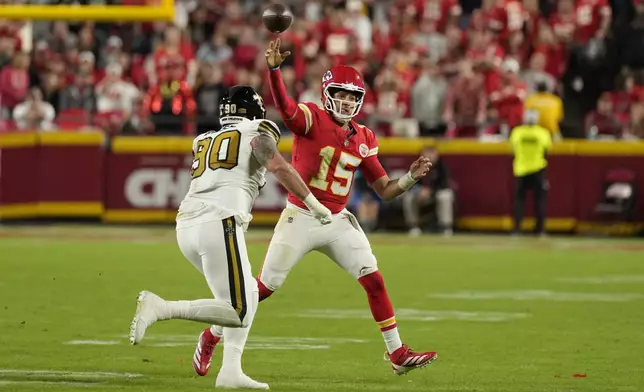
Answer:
[{"left": 128, "top": 85, "right": 332, "bottom": 389}]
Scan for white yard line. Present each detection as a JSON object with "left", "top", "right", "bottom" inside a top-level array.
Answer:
[
  {"left": 556, "top": 275, "right": 644, "bottom": 284},
  {"left": 429, "top": 290, "right": 644, "bottom": 302},
  {"left": 64, "top": 335, "right": 368, "bottom": 350},
  {"left": 296, "top": 308, "right": 530, "bottom": 322},
  {"left": 0, "top": 369, "right": 142, "bottom": 379}
]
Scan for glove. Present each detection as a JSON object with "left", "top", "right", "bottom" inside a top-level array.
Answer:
[
  {"left": 303, "top": 194, "right": 332, "bottom": 225},
  {"left": 311, "top": 204, "right": 332, "bottom": 225}
]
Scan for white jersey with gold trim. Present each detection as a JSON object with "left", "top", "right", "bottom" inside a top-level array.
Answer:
[{"left": 176, "top": 118, "right": 280, "bottom": 230}]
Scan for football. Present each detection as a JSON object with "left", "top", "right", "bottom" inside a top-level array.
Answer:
[{"left": 262, "top": 3, "right": 293, "bottom": 34}]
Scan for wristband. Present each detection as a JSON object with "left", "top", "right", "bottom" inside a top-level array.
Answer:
[
  {"left": 269, "top": 65, "right": 280, "bottom": 71},
  {"left": 397, "top": 171, "right": 417, "bottom": 191},
  {"left": 302, "top": 193, "right": 324, "bottom": 212}
]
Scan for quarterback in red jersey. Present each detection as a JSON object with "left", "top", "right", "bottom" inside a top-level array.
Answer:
[
  {"left": 191, "top": 38, "right": 436, "bottom": 377},
  {"left": 262, "top": 38, "right": 436, "bottom": 375}
]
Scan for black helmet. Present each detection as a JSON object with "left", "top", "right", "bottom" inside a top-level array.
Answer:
[{"left": 219, "top": 85, "right": 266, "bottom": 125}]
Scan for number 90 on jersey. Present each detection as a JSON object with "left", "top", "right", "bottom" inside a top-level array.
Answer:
[
  {"left": 191, "top": 130, "right": 241, "bottom": 178},
  {"left": 220, "top": 103, "right": 237, "bottom": 116}
]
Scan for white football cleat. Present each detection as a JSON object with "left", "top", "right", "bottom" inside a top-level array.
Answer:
[
  {"left": 215, "top": 372, "right": 269, "bottom": 389},
  {"left": 129, "top": 291, "right": 165, "bottom": 345}
]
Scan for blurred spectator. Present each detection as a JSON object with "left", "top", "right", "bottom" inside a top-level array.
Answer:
[
  {"left": 233, "top": 27, "right": 260, "bottom": 70},
  {"left": 96, "top": 63, "right": 140, "bottom": 114},
  {"left": 41, "top": 72, "right": 61, "bottom": 110},
  {"left": 75, "top": 51, "right": 102, "bottom": 86},
  {"left": 549, "top": 0, "right": 576, "bottom": 44},
  {"left": 417, "top": 0, "right": 462, "bottom": 33},
  {"left": 77, "top": 23, "right": 97, "bottom": 55},
  {"left": 411, "top": 59, "right": 447, "bottom": 136},
  {"left": 533, "top": 24, "right": 568, "bottom": 80},
  {"left": 197, "top": 32, "right": 233, "bottom": 65},
  {"left": 506, "top": 30, "right": 530, "bottom": 68},
  {"left": 121, "top": 97, "right": 153, "bottom": 135},
  {"left": 151, "top": 25, "right": 196, "bottom": 86},
  {"left": 188, "top": 4, "right": 216, "bottom": 45},
  {"left": 345, "top": 0, "right": 372, "bottom": 55},
  {"left": 194, "top": 63, "right": 227, "bottom": 134},
  {"left": 59, "top": 72, "right": 96, "bottom": 114},
  {"left": 371, "top": 67, "right": 415, "bottom": 137},
  {"left": 0, "top": 34, "right": 16, "bottom": 69},
  {"left": 144, "top": 65, "right": 196, "bottom": 135},
  {"left": 13, "top": 87, "right": 56, "bottom": 131},
  {"left": 484, "top": 0, "right": 526, "bottom": 43},
  {"left": 609, "top": 71, "right": 644, "bottom": 117},
  {"left": 490, "top": 58, "right": 526, "bottom": 135},
  {"left": 47, "top": 21, "right": 77, "bottom": 54},
  {"left": 319, "top": 5, "right": 357, "bottom": 65},
  {"left": 524, "top": 80, "right": 564, "bottom": 140},
  {"left": 414, "top": 19, "right": 447, "bottom": 64},
  {"left": 466, "top": 28, "right": 504, "bottom": 94},
  {"left": 0, "top": 52, "right": 30, "bottom": 119},
  {"left": 522, "top": 52, "right": 557, "bottom": 95},
  {"left": 402, "top": 146, "right": 453, "bottom": 236},
  {"left": 444, "top": 59, "right": 487, "bottom": 138},
  {"left": 351, "top": 169, "right": 380, "bottom": 233},
  {"left": 99, "top": 36, "right": 124, "bottom": 69},
  {"left": 626, "top": 102, "right": 644, "bottom": 139},
  {"left": 298, "top": 76, "right": 322, "bottom": 106},
  {"left": 585, "top": 93, "right": 626, "bottom": 139},
  {"left": 574, "top": 0, "right": 611, "bottom": 44},
  {"left": 440, "top": 24, "right": 467, "bottom": 77},
  {"left": 622, "top": 1, "right": 644, "bottom": 69}
]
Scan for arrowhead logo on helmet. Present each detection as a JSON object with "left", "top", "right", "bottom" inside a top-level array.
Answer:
[{"left": 321, "top": 65, "right": 365, "bottom": 123}]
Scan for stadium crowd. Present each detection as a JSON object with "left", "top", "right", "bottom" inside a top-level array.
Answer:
[{"left": 0, "top": 0, "right": 643, "bottom": 139}]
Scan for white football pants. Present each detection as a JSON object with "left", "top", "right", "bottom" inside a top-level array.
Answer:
[
  {"left": 176, "top": 217, "right": 259, "bottom": 328},
  {"left": 258, "top": 203, "right": 379, "bottom": 291}
]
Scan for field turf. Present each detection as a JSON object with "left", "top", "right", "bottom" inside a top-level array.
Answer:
[{"left": 0, "top": 225, "right": 643, "bottom": 391}]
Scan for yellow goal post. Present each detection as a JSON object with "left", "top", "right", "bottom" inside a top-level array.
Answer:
[{"left": 0, "top": 0, "right": 174, "bottom": 22}]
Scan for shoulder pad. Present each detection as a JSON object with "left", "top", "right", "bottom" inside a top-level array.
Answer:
[{"left": 254, "top": 119, "right": 281, "bottom": 143}]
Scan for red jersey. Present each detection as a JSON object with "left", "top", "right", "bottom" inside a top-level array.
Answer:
[
  {"left": 466, "top": 43, "right": 504, "bottom": 93},
  {"left": 416, "top": 0, "right": 461, "bottom": 32},
  {"left": 268, "top": 70, "right": 387, "bottom": 213},
  {"left": 549, "top": 12, "right": 576, "bottom": 43},
  {"left": 153, "top": 43, "right": 194, "bottom": 82},
  {"left": 486, "top": 0, "right": 525, "bottom": 39},
  {"left": 575, "top": 0, "right": 611, "bottom": 44},
  {"left": 490, "top": 79, "right": 527, "bottom": 128}
]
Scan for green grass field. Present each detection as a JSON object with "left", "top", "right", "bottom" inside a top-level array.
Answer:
[{"left": 1, "top": 225, "right": 643, "bottom": 392}]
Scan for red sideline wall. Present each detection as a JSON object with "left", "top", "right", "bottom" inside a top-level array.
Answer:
[{"left": 1, "top": 132, "right": 643, "bottom": 234}]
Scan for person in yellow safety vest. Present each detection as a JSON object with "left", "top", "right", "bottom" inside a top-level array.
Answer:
[{"left": 509, "top": 109, "right": 552, "bottom": 236}]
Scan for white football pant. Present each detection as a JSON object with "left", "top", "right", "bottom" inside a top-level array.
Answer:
[
  {"left": 176, "top": 217, "right": 259, "bottom": 328},
  {"left": 258, "top": 203, "right": 379, "bottom": 291}
]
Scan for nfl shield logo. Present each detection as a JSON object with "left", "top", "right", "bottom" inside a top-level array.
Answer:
[{"left": 359, "top": 144, "right": 369, "bottom": 158}]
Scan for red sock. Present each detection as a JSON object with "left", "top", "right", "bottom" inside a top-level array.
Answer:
[
  {"left": 358, "top": 271, "right": 396, "bottom": 327},
  {"left": 358, "top": 271, "right": 403, "bottom": 353},
  {"left": 256, "top": 278, "right": 273, "bottom": 302}
]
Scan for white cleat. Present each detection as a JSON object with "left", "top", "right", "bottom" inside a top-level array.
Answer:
[
  {"left": 129, "top": 291, "right": 165, "bottom": 345},
  {"left": 215, "top": 372, "right": 269, "bottom": 390}
]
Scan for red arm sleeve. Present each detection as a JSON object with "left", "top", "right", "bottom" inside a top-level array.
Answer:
[
  {"left": 361, "top": 155, "right": 387, "bottom": 185},
  {"left": 268, "top": 68, "right": 313, "bottom": 135},
  {"left": 360, "top": 135, "right": 387, "bottom": 185}
]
